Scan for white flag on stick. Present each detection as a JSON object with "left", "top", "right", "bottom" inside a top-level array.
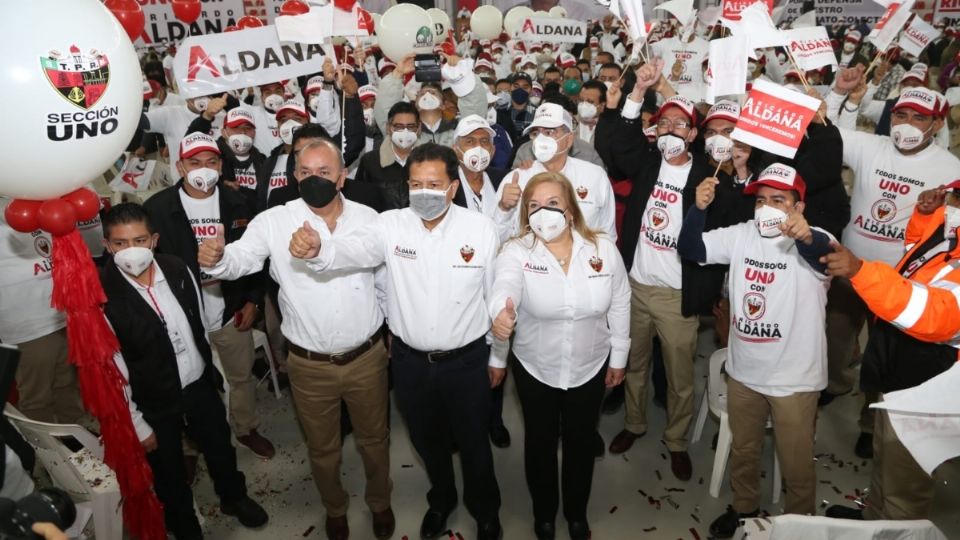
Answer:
[
  {"left": 610, "top": 0, "right": 647, "bottom": 42},
  {"left": 867, "top": 0, "right": 916, "bottom": 52},
  {"left": 705, "top": 34, "right": 748, "bottom": 104},
  {"left": 784, "top": 26, "right": 838, "bottom": 72},
  {"left": 899, "top": 16, "right": 941, "bottom": 58},
  {"left": 722, "top": 1, "right": 786, "bottom": 50},
  {"left": 655, "top": 0, "right": 695, "bottom": 28}
]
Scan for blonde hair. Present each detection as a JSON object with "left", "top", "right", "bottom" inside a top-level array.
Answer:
[{"left": 514, "top": 172, "right": 600, "bottom": 249}]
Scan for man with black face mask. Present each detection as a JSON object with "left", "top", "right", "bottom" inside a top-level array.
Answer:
[{"left": 198, "top": 138, "right": 395, "bottom": 540}]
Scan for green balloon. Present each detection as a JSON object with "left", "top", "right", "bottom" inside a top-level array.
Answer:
[{"left": 562, "top": 78, "right": 582, "bottom": 96}]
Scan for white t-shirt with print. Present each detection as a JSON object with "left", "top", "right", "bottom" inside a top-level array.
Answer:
[
  {"left": 630, "top": 158, "right": 690, "bottom": 289},
  {"left": 178, "top": 190, "right": 226, "bottom": 331}
]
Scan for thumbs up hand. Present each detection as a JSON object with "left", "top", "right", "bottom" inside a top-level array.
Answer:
[
  {"left": 289, "top": 220, "right": 322, "bottom": 259},
  {"left": 499, "top": 172, "right": 523, "bottom": 211},
  {"left": 819, "top": 241, "right": 863, "bottom": 278},
  {"left": 198, "top": 224, "right": 225, "bottom": 268},
  {"left": 492, "top": 297, "right": 517, "bottom": 341}
]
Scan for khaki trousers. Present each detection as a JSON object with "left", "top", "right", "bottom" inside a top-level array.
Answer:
[
  {"left": 623, "top": 279, "right": 699, "bottom": 452},
  {"left": 863, "top": 395, "right": 935, "bottom": 520},
  {"left": 208, "top": 323, "right": 259, "bottom": 435},
  {"left": 264, "top": 295, "right": 287, "bottom": 372},
  {"left": 287, "top": 340, "right": 392, "bottom": 517},
  {"left": 727, "top": 377, "right": 818, "bottom": 515},
  {"left": 14, "top": 328, "right": 84, "bottom": 423},
  {"left": 825, "top": 278, "right": 879, "bottom": 433}
]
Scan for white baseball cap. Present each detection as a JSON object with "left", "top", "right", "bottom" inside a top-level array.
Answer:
[
  {"left": 180, "top": 132, "right": 221, "bottom": 160},
  {"left": 456, "top": 114, "right": 496, "bottom": 139},
  {"left": 523, "top": 103, "right": 574, "bottom": 135}
]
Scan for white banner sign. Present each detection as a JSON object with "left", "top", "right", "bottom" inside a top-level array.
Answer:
[
  {"left": 732, "top": 79, "right": 821, "bottom": 159},
  {"left": 518, "top": 17, "right": 588, "bottom": 44},
  {"left": 610, "top": 0, "right": 647, "bottom": 42},
  {"left": 899, "top": 16, "right": 941, "bottom": 57},
  {"left": 134, "top": 0, "right": 245, "bottom": 48},
  {"left": 934, "top": 0, "right": 960, "bottom": 25},
  {"left": 722, "top": 1, "right": 786, "bottom": 50},
  {"left": 705, "top": 34, "right": 748, "bottom": 104},
  {"left": 867, "top": 0, "right": 916, "bottom": 51},
  {"left": 173, "top": 25, "right": 326, "bottom": 99},
  {"left": 784, "top": 26, "right": 838, "bottom": 72},
  {"left": 110, "top": 157, "right": 156, "bottom": 193},
  {"left": 813, "top": 0, "right": 887, "bottom": 25}
]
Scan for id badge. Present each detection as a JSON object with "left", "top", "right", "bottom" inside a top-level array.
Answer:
[{"left": 169, "top": 329, "right": 188, "bottom": 355}]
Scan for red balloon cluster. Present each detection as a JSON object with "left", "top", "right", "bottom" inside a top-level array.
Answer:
[
  {"left": 172, "top": 0, "right": 202, "bottom": 24},
  {"left": 5, "top": 189, "right": 101, "bottom": 237},
  {"left": 236, "top": 15, "right": 265, "bottom": 29},
  {"left": 104, "top": 0, "right": 145, "bottom": 42},
  {"left": 279, "top": 0, "right": 311, "bottom": 16}
]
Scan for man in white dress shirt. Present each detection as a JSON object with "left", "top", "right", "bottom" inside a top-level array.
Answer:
[
  {"left": 290, "top": 143, "right": 506, "bottom": 540},
  {"left": 198, "top": 139, "right": 395, "bottom": 540}
]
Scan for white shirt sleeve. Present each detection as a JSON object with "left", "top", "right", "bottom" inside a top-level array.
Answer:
[
  {"left": 702, "top": 222, "right": 749, "bottom": 265},
  {"left": 307, "top": 216, "right": 387, "bottom": 272},
  {"left": 481, "top": 228, "right": 508, "bottom": 369},
  {"left": 824, "top": 90, "right": 847, "bottom": 123},
  {"left": 621, "top": 97, "right": 643, "bottom": 120},
  {"left": 493, "top": 178, "right": 521, "bottom": 244},
  {"left": 313, "top": 88, "right": 342, "bottom": 137},
  {"left": 144, "top": 106, "right": 175, "bottom": 135},
  {"left": 205, "top": 213, "right": 272, "bottom": 280},
  {"left": 597, "top": 179, "right": 618, "bottom": 243},
  {"left": 606, "top": 246, "right": 631, "bottom": 370},
  {"left": 112, "top": 350, "right": 154, "bottom": 442}
]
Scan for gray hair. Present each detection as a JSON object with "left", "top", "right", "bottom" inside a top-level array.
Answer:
[{"left": 296, "top": 138, "right": 344, "bottom": 171}]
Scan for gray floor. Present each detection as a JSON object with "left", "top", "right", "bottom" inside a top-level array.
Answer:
[{"left": 195, "top": 325, "right": 960, "bottom": 539}]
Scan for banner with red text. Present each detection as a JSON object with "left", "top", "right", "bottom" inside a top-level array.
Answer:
[
  {"left": 867, "top": 0, "right": 916, "bottom": 52},
  {"left": 899, "top": 16, "right": 941, "bottom": 57},
  {"left": 783, "top": 26, "right": 838, "bottom": 72},
  {"left": 134, "top": 0, "right": 245, "bottom": 48},
  {"left": 722, "top": 0, "right": 774, "bottom": 21},
  {"left": 934, "top": 0, "right": 960, "bottom": 25},
  {"left": 731, "top": 79, "right": 820, "bottom": 159}
]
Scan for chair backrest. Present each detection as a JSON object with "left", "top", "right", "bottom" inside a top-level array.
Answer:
[
  {"left": 3, "top": 405, "right": 104, "bottom": 502},
  {"left": 769, "top": 514, "right": 948, "bottom": 540},
  {"left": 707, "top": 347, "right": 728, "bottom": 416}
]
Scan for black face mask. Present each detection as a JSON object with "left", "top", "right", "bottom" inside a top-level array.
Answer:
[{"left": 299, "top": 175, "right": 339, "bottom": 208}]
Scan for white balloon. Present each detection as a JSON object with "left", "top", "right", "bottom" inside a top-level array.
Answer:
[
  {"left": 426, "top": 8, "right": 451, "bottom": 41},
  {"left": 378, "top": 4, "right": 435, "bottom": 63},
  {"left": 534, "top": 10, "right": 550, "bottom": 18},
  {"left": 549, "top": 6, "right": 568, "bottom": 18},
  {"left": 0, "top": 0, "right": 142, "bottom": 200},
  {"left": 470, "top": 5, "right": 503, "bottom": 40},
  {"left": 504, "top": 6, "right": 534, "bottom": 36}
]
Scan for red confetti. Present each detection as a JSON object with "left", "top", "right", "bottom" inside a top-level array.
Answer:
[
  {"left": 302, "top": 525, "right": 315, "bottom": 537},
  {"left": 609, "top": 506, "right": 618, "bottom": 514},
  {"left": 690, "top": 527, "right": 701, "bottom": 540}
]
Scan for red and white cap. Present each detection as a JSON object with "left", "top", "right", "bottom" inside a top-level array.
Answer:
[
  {"left": 455, "top": 114, "right": 496, "bottom": 138},
  {"left": 275, "top": 98, "right": 308, "bottom": 119},
  {"left": 142, "top": 79, "right": 155, "bottom": 99},
  {"left": 378, "top": 57, "right": 396, "bottom": 76},
  {"left": 305, "top": 75, "right": 325, "bottom": 95},
  {"left": 943, "top": 179, "right": 960, "bottom": 191},
  {"left": 521, "top": 54, "right": 539, "bottom": 67},
  {"left": 358, "top": 84, "right": 377, "bottom": 102},
  {"left": 845, "top": 30, "right": 862, "bottom": 44},
  {"left": 703, "top": 100, "right": 740, "bottom": 125},
  {"left": 900, "top": 63, "right": 929, "bottom": 85},
  {"left": 224, "top": 108, "right": 256, "bottom": 128},
  {"left": 529, "top": 43, "right": 543, "bottom": 52},
  {"left": 656, "top": 95, "right": 697, "bottom": 124},
  {"left": 179, "top": 132, "right": 221, "bottom": 160},
  {"left": 643, "top": 125, "right": 658, "bottom": 141},
  {"left": 892, "top": 87, "right": 947, "bottom": 118},
  {"left": 589, "top": 36, "right": 600, "bottom": 46},
  {"left": 532, "top": 81, "right": 543, "bottom": 93},
  {"left": 513, "top": 41, "right": 526, "bottom": 52},
  {"left": 558, "top": 52, "right": 577, "bottom": 68},
  {"left": 523, "top": 103, "right": 574, "bottom": 135},
  {"left": 476, "top": 58, "right": 495, "bottom": 72},
  {"left": 745, "top": 163, "right": 807, "bottom": 201}
]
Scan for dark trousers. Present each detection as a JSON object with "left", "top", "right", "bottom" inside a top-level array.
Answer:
[
  {"left": 513, "top": 359, "right": 606, "bottom": 523},
  {"left": 391, "top": 337, "right": 501, "bottom": 522},
  {"left": 490, "top": 370, "right": 507, "bottom": 429},
  {"left": 144, "top": 376, "right": 247, "bottom": 539}
]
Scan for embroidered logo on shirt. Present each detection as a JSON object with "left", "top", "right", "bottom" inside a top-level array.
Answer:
[
  {"left": 576, "top": 186, "right": 588, "bottom": 200},
  {"left": 394, "top": 245, "right": 417, "bottom": 260},
  {"left": 523, "top": 261, "right": 549, "bottom": 274},
  {"left": 646, "top": 207, "right": 669, "bottom": 231},
  {"left": 743, "top": 292, "right": 766, "bottom": 321},
  {"left": 870, "top": 199, "right": 896, "bottom": 223},
  {"left": 589, "top": 256, "right": 603, "bottom": 272},
  {"left": 460, "top": 245, "right": 475, "bottom": 263},
  {"left": 34, "top": 236, "right": 52, "bottom": 258}
]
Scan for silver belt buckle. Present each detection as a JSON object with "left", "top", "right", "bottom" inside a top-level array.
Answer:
[
  {"left": 426, "top": 350, "right": 442, "bottom": 363},
  {"left": 329, "top": 351, "right": 346, "bottom": 363}
]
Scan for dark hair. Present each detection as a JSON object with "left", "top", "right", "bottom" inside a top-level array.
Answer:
[
  {"left": 577, "top": 60, "right": 591, "bottom": 69},
  {"left": 102, "top": 202, "right": 154, "bottom": 238},
  {"left": 542, "top": 81, "right": 561, "bottom": 95},
  {"left": 407, "top": 143, "right": 459, "bottom": 183},
  {"left": 599, "top": 62, "right": 622, "bottom": 75},
  {"left": 290, "top": 122, "right": 331, "bottom": 152},
  {"left": 581, "top": 80, "right": 607, "bottom": 103},
  {"left": 495, "top": 78, "right": 511, "bottom": 87},
  {"left": 388, "top": 101, "right": 420, "bottom": 123},
  {"left": 543, "top": 93, "right": 577, "bottom": 116},
  {"left": 596, "top": 52, "right": 615, "bottom": 64},
  {"left": 421, "top": 81, "right": 443, "bottom": 94},
  {"left": 543, "top": 66, "right": 561, "bottom": 76}
]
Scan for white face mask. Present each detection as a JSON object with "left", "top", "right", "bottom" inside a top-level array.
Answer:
[
  {"left": 279, "top": 119, "right": 303, "bottom": 146},
  {"left": 842, "top": 43, "right": 856, "bottom": 54},
  {"left": 704, "top": 135, "right": 733, "bottom": 162},
  {"left": 890, "top": 122, "right": 930, "bottom": 151},
  {"left": 754, "top": 204, "right": 788, "bottom": 238},
  {"left": 486, "top": 107, "right": 498, "bottom": 124},
  {"left": 529, "top": 95, "right": 542, "bottom": 107},
  {"left": 113, "top": 246, "right": 155, "bottom": 277},
  {"left": 308, "top": 94, "right": 320, "bottom": 112},
  {"left": 228, "top": 134, "right": 253, "bottom": 156},
  {"left": 603, "top": 80, "right": 613, "bottom": 91},
  {"left": 946, "top": 206, "right": 960, "bottom": 239},
  {"left": 185, "top": 167, "right": 219, "bottom": 192},
  {"left": 418, "top": 92, "right": 442, "bottom": 111},
  {"left": 529, "top": 207, "right": 568, "bottom": 242},
  {"left": 460, "top": 146, "right": 491, "bottom": 173},
  {"left": 533, "top": 133, "right": 566, "bottom": 163},
  {"left": 409, "top": 187, "right": 451, "bottom": 220},
  {"left": 192, "top": 97, "right": 209, "bottom": 113},
  {"left": 391, "top": 129, "right": 418, "bottom": 149},
  {"left": 263, "top": 93, "right": 284, "bottom": 112},
  {"left": 578, "top": 101, "right": 598, "bottom": 120},
  {"left": 363, "top": 108, "right": 376, "bottom": 127},
  {"left": 525, "top": 68, "right": 538, "bottom": 80},
  {"left": 496, "top": 91, "right": 511, "bottom": 107},
  {"left": 657, "top": 133, "right": 687, "bottom": 161}
]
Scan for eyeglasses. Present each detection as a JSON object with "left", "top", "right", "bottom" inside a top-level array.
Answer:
[{"left": 656, "top": 118, "right": 691, "bottom": 130}]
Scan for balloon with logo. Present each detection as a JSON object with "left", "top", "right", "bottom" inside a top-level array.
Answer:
[
  {"left": 549, "top": 5, "right": 568, "bottom": 18},
  {"left": 378, "top": 3, "right": 435, "bottom": 62},
  {"left": 504, "top": 6, "right": 534, "bottom": 36},
  {"left": 427, "top": 8, "right": 451, "bottom": 41},
  {"left": 470, "top": 5, "right": 503, "bottom": 40}
]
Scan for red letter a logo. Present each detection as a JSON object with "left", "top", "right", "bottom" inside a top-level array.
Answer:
[{"left": 186, "top": 45, "right": 221, "bottom": 82}]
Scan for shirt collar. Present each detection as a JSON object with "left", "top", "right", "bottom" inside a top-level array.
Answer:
[{"left": 117, "top": 260, "right": 165, "bottom": 291}]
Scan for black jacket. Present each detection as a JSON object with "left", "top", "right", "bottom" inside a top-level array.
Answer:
[
  {"left": 787, "top": 123, "right": 850, "bottom": 240},
  {"left": 595, "top": 108, "right": 732, "bottom": 317},
  {"left": 255, "top": 144, "right": 288, "bottom": 212},
  {"left": 100, "top": 254, "right": 217, "bottom": 420},
  {"left": 355, "top": 139, "right": 409, "bottom": 210},
  {"left": 143, "top": 182, "right": 264, "bottom": 326},
  {"left": 453, "top": 167, "right": 508, "bottom": 209}
]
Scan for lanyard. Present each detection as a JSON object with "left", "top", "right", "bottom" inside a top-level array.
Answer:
[{"left": 145, "top": 286, "right": 166, "bottom": 327}]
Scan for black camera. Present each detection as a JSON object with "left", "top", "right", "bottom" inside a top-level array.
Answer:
[
  {"left": 0, "top": 488, "right": 76, "bottom": 540},
  {"left": 414, "top": 54, "right": 442, "bottom": 83}
]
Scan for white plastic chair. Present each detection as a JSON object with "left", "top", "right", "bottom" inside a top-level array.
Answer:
[
  {"left": 252, "top": 329, "right": 282, "bottom": 399},
  {"left": 768, "top": 514, "right": 949, "bottom": 540},
  {"left": 4, "top": 405, "right": 122, "bottom": 540},
  {"left": 691, "top": 348, "right": 782, "bottom": 503}
]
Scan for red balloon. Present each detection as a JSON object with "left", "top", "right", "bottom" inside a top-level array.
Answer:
[
  {"left": 63, "top": 188, "right": 101, "bottom": 222},
  {"left": 224, "top": 25, "right": 241, "bottom": 32},
  {"left": 4, "top": 200, "right": 43, "bottom": 233},
  {"left": 38, "top": 199, "right": 78, "bottom": 237},
  {"left": 333, "top": 0, "right": 357, "bottom": 11},
  {"left": 279, "top": 0, "right": 310, "bottom": 16},
  {"left": 172, "top": 0, "right": 202, "bottom": 24},
  {"left": 236, "top": 16, "right": 264, "bottom": 29},
  {"left": 104, "top": 0, "right": 145, "bottom": 42}
]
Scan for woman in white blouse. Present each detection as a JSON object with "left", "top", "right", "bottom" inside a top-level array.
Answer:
[{"left": 489, "top": 172, "right": 630, "bottom": 540}]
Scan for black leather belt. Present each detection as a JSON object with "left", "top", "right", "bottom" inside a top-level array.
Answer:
[
  {"left": 288, "top": 335, "right": 379, "bottom": 366},
  {"left": 393, "top": 335, "right": 485, "bottom": 363}
]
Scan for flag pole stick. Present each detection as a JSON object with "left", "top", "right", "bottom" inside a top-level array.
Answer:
[{"left": 783, "top": 46, "right": 828, "bottom": 125}]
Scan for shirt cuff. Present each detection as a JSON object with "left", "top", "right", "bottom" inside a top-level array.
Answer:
[
  {"left": 305, "top": 243, "right": 334, "bottom": 272},
  {"left": 621, "top": 98, "right": 643, "bottom": 120},
  {"left": 609, "top": 338, "right": 630, "bottom": 369},
  {"left": 488, "top": 338, "right": 509, "bottom": 368}
]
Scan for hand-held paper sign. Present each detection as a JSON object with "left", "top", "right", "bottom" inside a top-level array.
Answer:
[
  {"left": 0, "top": 1, "right": 164, "bottom": 539},
  {"left": 731, "top": 79, "right": 821, "bottom": 159}
]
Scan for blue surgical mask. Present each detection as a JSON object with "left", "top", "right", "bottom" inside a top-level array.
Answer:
[{"left": 512, "top": 88, "right": 529, "bottom": 105}]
